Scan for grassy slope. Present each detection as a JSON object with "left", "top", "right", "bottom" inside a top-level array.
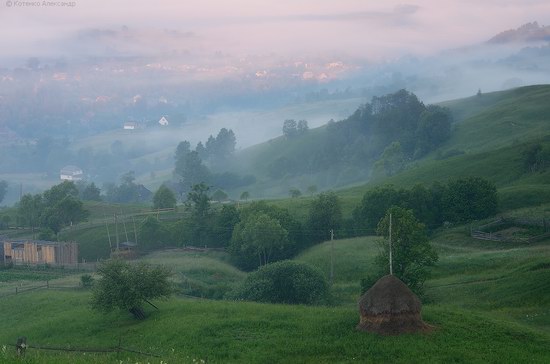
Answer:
[{"left": 2, "top": 230, "right": 550, "bottom": 363}]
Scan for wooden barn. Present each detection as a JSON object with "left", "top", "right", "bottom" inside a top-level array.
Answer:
[{"left": 1, "top": 240, "right": 79, "bottom": 266}]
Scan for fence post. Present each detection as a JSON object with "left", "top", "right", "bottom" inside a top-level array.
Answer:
[
  {"left": 16, "top": 337, "right": 27, "bottom": 357},
  {"left": 46, "top": 280, "right": 49, "bottom": 289},
  {"left": 15, "top": 287, "right": 17, "bottom": 295}
]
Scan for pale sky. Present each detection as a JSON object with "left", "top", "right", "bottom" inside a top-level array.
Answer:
[{"left": 1, "top": 0, "right": 550, "bottom": 60}]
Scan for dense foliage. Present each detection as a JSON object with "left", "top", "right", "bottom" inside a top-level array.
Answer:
[
  {"left": 306, "top": 192, "right": 342, "bottom": 244},
  {"left": 266, "top": 89, "right": 452, "bottom": 181},
  {"left": 229, "top": 201, "right": 303, "bottom": 271},
  {"left": 17, "top": 181, "right": 89, "bottom": 235},
  {"left": 91, "top": 259, "right": 172, "bottom": 319},
  {"left": 233, "top": 260, "right": 329, "bottom": 305},
  {"left": 153, "top": 185, "right": 177, "bottom": 209},
  {"left": 374, "top": 207, "right": 438, "bottom": 294},
  {"left": 353, "top": 177, "right": 497, "bottom": 231}
]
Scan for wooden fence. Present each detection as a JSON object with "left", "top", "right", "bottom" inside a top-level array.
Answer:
[{"left": 471, "top": 216, "right": 550, "bottom": 243}]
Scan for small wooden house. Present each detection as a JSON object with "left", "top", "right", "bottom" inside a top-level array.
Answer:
[{"left": 1, "top": 240, "right": 79, "bottom": 266}]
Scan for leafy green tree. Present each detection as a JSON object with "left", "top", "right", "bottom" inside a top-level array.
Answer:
[
  {"left": 212, "top": 189, "right": 228, "bottom": 202},
  {"left": 307, "top": 192, "right": 342, "bottom": 243},
  {"left": 443, "top": 177, "right": 498, "bottom": 223},
  {"left": 353, "top": 185, "right": 408, "bottom": 230},
  {"left": 234, "top": 212, "right": 288, "bottom": 267},
  {"left": 43, "top": 180, "right": 78, "bottom": 206},
  {"left": 91, "top": 260, "right": 172, "bottom": 319},
  {"left": 212, "top": 205, "right": 240, "bottom": 246},
  {"left": 18, "top": 194, "right": 44, "bottom": 232},
  {"left": 232, "top": 260, "right": 329, "bottom": 305},
  {"left": 153, "top": 185, "right": 177, "bottom": 209},
  {"left": 0, "top": 180, "right": 7, "bottom": 204},
  {"left": 229, "top": 202, "right": 302, "bottom": 270},
  {"left": 375, "top": 207, "right": 438, "bottom": 294},
  {"left": 240, "top": 191, "right": 250, "bottom": 201},
  {"left": 183, "top": 183, "right": 213, "bottom": 246}
]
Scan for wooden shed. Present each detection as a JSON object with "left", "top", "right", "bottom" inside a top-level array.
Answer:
[{"left": 1, "top": 240, "right": 79, "bottom": 266}]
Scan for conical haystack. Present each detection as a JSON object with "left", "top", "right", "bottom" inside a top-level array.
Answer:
[{"left": 357, "top": 275, "right": 432, "bottom": 335}]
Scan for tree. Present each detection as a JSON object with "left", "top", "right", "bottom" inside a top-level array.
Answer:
[
  {"left": 174, "top": 140, "right": 191, "bottom": 161},
  {"left": 283, "top": 119, "right": 298, "bottom": 138},
  {"left": 297, "top": 120, "right": 309, "bottom": 134},
  {"left": 174, "top": 151, "right": 211, "bottom": 194},
  {"left": 443, "top": 177, "right": 498, "bottom": 223},
  {"left": 289, "top": 188, "right": 302, "bottom": 198},
  {"left": 233, "top": 212, "right": 289, "bottom": 267},
  {"left": 415, "top": 105, "right": 452, "bottom": 157},
  {"left": 307, "top": 192, "right": 342, "bottom": 243},
  {"left": 375, "top": 207, "right": 438, "bottom": 294},
  {"left": 0, "top": 180, "right": 7, "bottom": 204},
  {"left": 18, "top": 194, "right": 43, "bottom": 232},
  {"left": 81, "top": 182, "right": 101, "bottom": 201},
  {"left": 153, "top": 185, "right": 177, "bottom": 209},
  {"left": 240, "top": 191, "right": 250, "bottom": 201},
  {"left": 91, "top": 259, "right": 172, "bottom": 319},
  {"left": 212, "top": 189, "right": 228, "bottom": 202}
]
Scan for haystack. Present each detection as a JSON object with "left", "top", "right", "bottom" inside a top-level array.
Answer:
[{"left": 357, "top": 275, "right": 431, "bottom": 335}]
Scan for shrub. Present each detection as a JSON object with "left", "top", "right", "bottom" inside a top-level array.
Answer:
[
  {"left": 80, "top": 274, "right": 94, "bottom": 288},
  {"left": 232, "top": 260, "right": 329, "bottom": 305}
]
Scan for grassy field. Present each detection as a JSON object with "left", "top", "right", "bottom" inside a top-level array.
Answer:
[
  {"left": 1, "top": 227, "right": 550, "bottom": 363},
  {"left": 1, "top": 290, "right": 550, "bottom": 363}
]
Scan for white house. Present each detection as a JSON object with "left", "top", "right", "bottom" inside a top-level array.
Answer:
[
  {"left": 123, "top": 121, "right": 137, "bottom": 130},
  {"left": 158, "top": 116, "right": 169, "bottom": 126},
  {"left": 60, "top": 165, "right": 83, "bottom": 181}
]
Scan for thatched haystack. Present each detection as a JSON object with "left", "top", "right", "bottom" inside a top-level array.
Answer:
[{"left": 357, "top": 275, "right": 432, "bottom": 335}]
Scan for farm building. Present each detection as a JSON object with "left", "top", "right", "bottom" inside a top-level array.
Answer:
[
  {"left": 158, "top": 116, "right": 169, "bottom": 126},
  {"left": 1, "top": 240, "right": 79, "bottom": 266},
  {"left": 123, "top": 121, "right": 138, "bottom": 130},
  {"left": 60, "top": 165, "right": 83, "bottom": 181}
]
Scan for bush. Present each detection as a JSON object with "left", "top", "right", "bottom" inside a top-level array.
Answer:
[
  {"left": 80, "top": 274, "right": 94, "bottom": 288},
  {"left": 232, "top": 260, "right": 329, "bottom": 305}
]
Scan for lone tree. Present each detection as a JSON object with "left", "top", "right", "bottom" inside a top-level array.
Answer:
[
  {"left": 153, "top": 185, "right": 177, "bottom": 209},
  {"left": 91, "top": 260, "right": 172, "bottom": 319},
  {"left": 375, "top": 206, "right": 437, "bottom": 294}
]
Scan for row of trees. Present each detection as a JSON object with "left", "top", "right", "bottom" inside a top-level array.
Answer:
[
  {"left": 173, "top": 129, "right": 255, "bottom": 197},
  {"left": 17, "top": 181, "right": 89, "bottom": 237},
  {"left": 352, "top": 177, "right": 498, "bottom": 232}
]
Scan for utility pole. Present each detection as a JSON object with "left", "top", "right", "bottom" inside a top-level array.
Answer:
[
  {"left": 104, "top": 214, "right": 112, "bottom": 251},
  {"left": 132, "top": 216, "right": 138, "bottom": 245},
  {"left": 114, "top": 213, "right": 119, "bottom": 251},
  {"left": 389, "top": 213, "right": 393, "bottom": 275},
  {"left": 330, "top": 229, "right": 334, "bottom": 285}
]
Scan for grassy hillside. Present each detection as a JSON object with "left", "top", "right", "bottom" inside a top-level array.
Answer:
[
  {"left": 2, "top": 226, "right": 550, "bottom": 363},
  {"left": 220, "top": 85, "right": 550, "bottom": 208}
]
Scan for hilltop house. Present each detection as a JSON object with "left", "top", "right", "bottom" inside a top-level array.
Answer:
[
  {"left": 1, "top": 240, "right": 79, "bottom": 266},
  {"left": 60, "top": 165, "right": 83, "bottom": 181},
  {"left": 123, "top": 121, "right": 138, "bottom": 130},
  {"left": 158, "top": 116, "right": 169, "bottom": 126}
]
